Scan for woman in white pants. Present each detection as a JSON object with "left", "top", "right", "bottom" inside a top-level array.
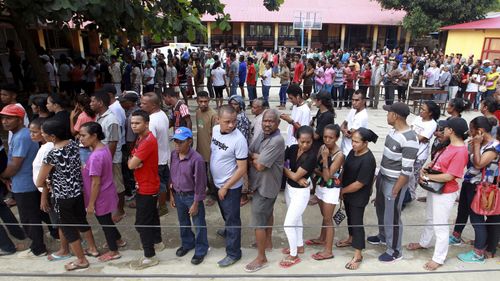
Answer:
[
  {"left": 406, "top": 117, "right": 469, "bottom": 271},
  {"left": 281, "top": 126, "right": 317, "bottom": 268}
]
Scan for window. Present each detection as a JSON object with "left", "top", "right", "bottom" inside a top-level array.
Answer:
[
  {"left": 482, "top": 37, "right": 500, "bottom": 61},
  {"left": 247, "top": 24, "right": 273, "bottom": 38},
  {"left": 279, "top": 24, "right": 296, "bottom": 38}
]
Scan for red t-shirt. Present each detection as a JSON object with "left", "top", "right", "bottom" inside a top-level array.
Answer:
[
  {"left": 361, "top": 69, "right": 372, "bottom": 86},
  {"left": 247, "top": 64, "right": 256, "bottom": 86},
  {"left": 432, "top": 144, "right": 468, "bottom": 193},
  {"left": 293, "top": 62, "right": 304, "bottom": 83},
  {"left": 345, "top": 70, "right": 358, "bottom": 89},
  {"left": 131, "top": 132, "right": 160, "bottom": 195},
  {"left": 495, "top": 110, "right": 500, "bottom": 122}
]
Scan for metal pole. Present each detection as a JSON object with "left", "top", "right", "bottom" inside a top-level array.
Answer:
[{"left": 301, "top": 29, "right": 304, "bottom": 50}]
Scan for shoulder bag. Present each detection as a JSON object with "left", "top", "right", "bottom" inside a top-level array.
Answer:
[{"left": 419, "top": 151, "right": 445, "bottom": 194}]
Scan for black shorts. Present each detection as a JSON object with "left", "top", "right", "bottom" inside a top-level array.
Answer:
[
  {"left": 213, "top": 85, "right": 225, "bottom": 99},
  {"left": 56, "top": 194, "right": 91, "bottom": 243}
]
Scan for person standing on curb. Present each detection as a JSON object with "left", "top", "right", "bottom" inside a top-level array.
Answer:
[
  {"left": 368, "top": 102, "right": 418, "bottom": 263},
  {"left": 211, "top": 105, "right": 248, "bottom": 267},
  {"left": 170, "top": 127, "right": 209, "bottom": 265}
]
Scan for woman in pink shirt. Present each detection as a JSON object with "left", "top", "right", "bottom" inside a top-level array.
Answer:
[
  {"left": 323, "top": 60, "right": 335, "bottom": 96},
  {"left": 70, "top": 94, "right": 96, "bottom": 136}
]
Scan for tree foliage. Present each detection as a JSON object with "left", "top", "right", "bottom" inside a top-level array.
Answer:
[{"left": 376, "top": 0, "right": 497, "bottom": 37}]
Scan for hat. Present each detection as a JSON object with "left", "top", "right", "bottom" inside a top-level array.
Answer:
[
  {"left": 0, "top": 104, "right": 25, "bottom": 118},
  {"left": 441, "top": 117, "right": 469, "bottom": 138},
  {"left": 119, "top": 92, "right": 139, "bottom": 103},
  {"left": 483, "top": 59, "right": 491, "bottom": 64},
  {"left": 39, "top": 54, "right": 49, "bottom": 61},
  {"left": 172, "top": 127, "right": 193, "bottom": 141},
  {"left": 383, "top": 102, "right": 410, "bottom": 118}
]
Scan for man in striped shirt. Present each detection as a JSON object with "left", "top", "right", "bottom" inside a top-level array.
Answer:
[{"left": 368, "top": 102, "right": 418, "bottom": 263}]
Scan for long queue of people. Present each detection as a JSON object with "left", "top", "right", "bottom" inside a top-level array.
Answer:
[{"left": 0, "top": 73, "right": 499, "bottom": 274}]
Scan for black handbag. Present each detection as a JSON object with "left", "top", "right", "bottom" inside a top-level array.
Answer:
[
  {"left": 333, "top": 201, "right": 346, "bottom": 225},
  {"left": 419, "top": 151, "right": 445, "bottom": 194}
]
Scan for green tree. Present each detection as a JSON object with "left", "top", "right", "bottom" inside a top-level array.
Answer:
[{"left": 376, "top": 0, "right": 497, "bottom": 37}]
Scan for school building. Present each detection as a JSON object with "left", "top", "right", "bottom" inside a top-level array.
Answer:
[{"left": 200, "top": 0, "right": 410, "bottom": 50}]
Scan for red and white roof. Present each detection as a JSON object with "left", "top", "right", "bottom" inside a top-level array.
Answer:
[{"left": 202, "top": 0, "right": 405, "bottom": 26}]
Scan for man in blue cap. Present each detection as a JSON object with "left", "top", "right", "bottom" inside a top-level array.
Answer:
[{"left": 169, "top": 127, "right": 209, "bottom": 265}]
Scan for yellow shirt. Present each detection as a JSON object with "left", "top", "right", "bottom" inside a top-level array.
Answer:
[{"left": 486, "top": 71, "right": 499, "bottom": 90}]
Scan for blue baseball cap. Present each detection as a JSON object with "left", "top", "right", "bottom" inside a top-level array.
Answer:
[{"left": 172, "top": 127, "right": 193, "bottom": 141}]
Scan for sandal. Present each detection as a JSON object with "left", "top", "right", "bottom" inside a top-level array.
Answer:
[
  {"left": 335, "top": 240, "right": 352, "bottom": 248},
  {"left": 244, "top": 261, "right": 269, "bottom": 273},
  {"left": 65, "top": 261, "right": 89, "bottom": 271},
  {"left": 305, "top": 239, "right": 324, "bottom": 246},
  {"left": 102, "top": 240, "right": 127, "bottom": 249},
  {"left": 311, "top": 252, "right": 334, "bottom": 260},
  {"left": 47, "top": 253, "right": 72, "bottom": 261},
  {"left": 84, "top": 249, "right": 100, "bottom": 258},
  {"left": 98, "top": 252, "right": 121, "bottom": 262},
  {"left": 406, "top": 243, "right": 426, "bottom": 251},
  {"left": 279, "top": 257, "right": 301, "bottom": 268},
  {"left": 345, "top": 257, "right": 363, "bottom": 270}
]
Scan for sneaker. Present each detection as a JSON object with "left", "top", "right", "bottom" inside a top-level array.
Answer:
[
  {"left": 158, "top": 206, "right": 168, "bottom": 217},
  {"left": 129, "top": 256, "right": 159, "bottom": 270},
  {"left": 367, "top": 235, "right": 386, "bottom": 245},
  {"left": 155, "top": 242, "right": 166, "bottom": 252},
  {"left": 457, "top": 250, "right": 485, "bottom": 264},
  {"left": 17, "top": 249, "right": 48, "bottom": 258},
  {"left": 378, "top": 252, "right": 403, "bottom": 263},
  {"left": 217, "top": 255, "right": 240, "bottom": 267},
  {"left": 449, "top": 235, "right": 462, "bottom": 246}
]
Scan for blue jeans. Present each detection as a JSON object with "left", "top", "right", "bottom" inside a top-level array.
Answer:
[
  {"left": 323, "top": 84, "right": 333, "bottom": 96},
  {"left": 217, "top": 187, "right": 242, "bottom": 259},
  {"left": 262, "top": 85, "right": 271, "bottom": 102},
  {"left": 247, "top": 85, "right": 257, "bottom": 102},
  {"left": 230, "top": 78, "right": 239, "bottom": 97},
  {"left": 278, "top": 83, "right": 289, "bottom": 104},
  {"left": 332, "top": 85, "right": 344, "bottom": 107},
  {"left": 174, "top": 192, "right": 209, "bottom": 256}
]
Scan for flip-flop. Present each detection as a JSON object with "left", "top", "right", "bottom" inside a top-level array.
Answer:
[
  {"left": 335, "top": 240, "right": 352, "bottom": 248},
  {"left": 47, "top": 253, "right": 72, "bottom": 261},
  {"left": 279, "top": 257, "right": 301, "bottom": 268},
  {"left": 84, "top": 249, "right": 100, "bottom": 258},
  {"left": 305, "top": 239, "right": 324, "bottom": 246},
  {"left": 65, "top": 261, "right": 89, "bottom": 271},
  {"left": 311, "top": 252, "right": 334, "bottom": 261},
  {"left": 244, "top": 262, "right": 269, "bottom": 273},
  {"left": 345, "top": 257, "right": 363, "bottom": 270},
  {"left": 98, "top": 252, "right": 121, "bottom": 262}
]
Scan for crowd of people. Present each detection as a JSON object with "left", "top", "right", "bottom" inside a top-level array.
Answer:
[{"left": 0, "top": 43, "right": 499, "bottom": 274}]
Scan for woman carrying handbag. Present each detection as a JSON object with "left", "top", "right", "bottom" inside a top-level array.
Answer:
[
  {"left": 406, "top": 117, "right": 469, "bottom": 271},
  {"left": 453, "top": 117, "right": 499, "bottom": 263}
]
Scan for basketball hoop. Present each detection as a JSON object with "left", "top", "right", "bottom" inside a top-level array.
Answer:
[{"left": 293, "top": 11, "right": 322, "bottom": 30}]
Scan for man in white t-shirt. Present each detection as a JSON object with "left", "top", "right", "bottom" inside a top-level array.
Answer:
[
  {"left": 340, "top": 90, "right": 369, "bottom": 156},
  {"left": 280, "top": 84, "right": 311, "bottom": 146},
  {"left": 140, "top": 92, "right": 171, "bottom": 217},
  {"left": 210, "top": 105, "right": 248, "bottom": 267}
]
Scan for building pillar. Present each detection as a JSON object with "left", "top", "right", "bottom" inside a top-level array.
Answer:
[
  {"left": 307, "top": 29, "right": 312, "bottom": 49},
  {"left": 274, "top": 23, "right": 279, "bottom": 51},
  {"left": 207, "top": 22, "right": 212, "bottom": 48},
  {"left": 240, "top": 22, "right": 245, "bottom": 48},
  {"left": 396, "top": 26, "right": 402, "bottom": 47},
  {"left": 340, "top": 24, "right": 346, "bottom": 50},
  {"left": 372, "top": 25, "right": 379, "bottom": 51},
  {"left": 404, "top": 30, "right": 411, "bottom": 51}
]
